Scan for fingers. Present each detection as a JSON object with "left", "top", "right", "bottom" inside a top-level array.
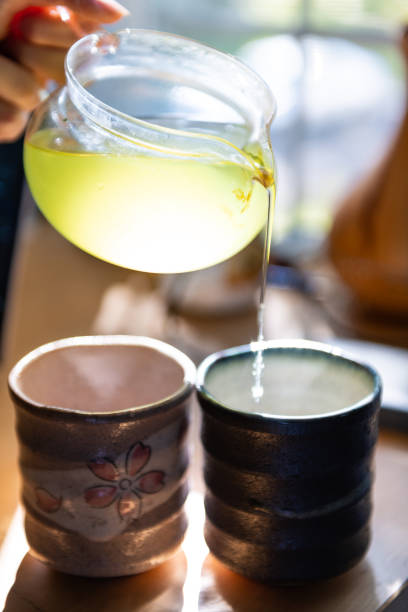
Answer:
[
  {"left": 12, "top": 12, "right": 97, "bottom": 48},
  {"left": 0, "top": 0, "right": 129, "bottom": 39},
  {"left": 5, "top": 39, "right": 67, "bottom": 84},
  {"left": 0, "top": 0, "right": 129, "bottom": 143},
  {"left": 0, "top": 54, "right": 43, "bottom": 110},
  {"left": 0, "top": 99, "right": 28, "bottom": 142}
]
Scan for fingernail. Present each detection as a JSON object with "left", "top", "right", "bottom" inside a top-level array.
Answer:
[
  {"left": 38, "top": 88, "right": 49, "bottom": 103},
  {"left": 77, "top": 19, "right": 100, "bottom": 34},
  {"left": 94, "top": 0, "right": 130, "bottom": 17},
  {"left": 68, "top": 16, "right": 91, "bottom": 38}
]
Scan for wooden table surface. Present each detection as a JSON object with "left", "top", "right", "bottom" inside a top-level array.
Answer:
[{"left": 0, "top": 195, "right": 407, "bottom": 611}]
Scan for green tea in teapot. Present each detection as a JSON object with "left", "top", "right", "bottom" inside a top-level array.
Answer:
[
  {"left": 24, "top": 122, "right": 274, "bottom": 274},
  {"left": 23, "top": 30, "right": 276, "bottom": 274}
]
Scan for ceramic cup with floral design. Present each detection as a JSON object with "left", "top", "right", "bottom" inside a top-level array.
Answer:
[{"left": 9, "top": 335, "right": 196, "bottom": 577}]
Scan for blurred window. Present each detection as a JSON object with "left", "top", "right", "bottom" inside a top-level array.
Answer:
[{"left": 120, "top": 0, "right": 406, "bottom": 256}]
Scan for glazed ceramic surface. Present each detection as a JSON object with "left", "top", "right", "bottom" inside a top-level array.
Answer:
[
  {"left": 197, "top": 340, "right": 381, "bottom": 583},
  {"left": 9, "top": 336, "right": 196, "bottom": 577}
]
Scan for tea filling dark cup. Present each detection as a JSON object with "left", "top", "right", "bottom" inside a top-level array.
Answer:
[{"left": 197, "top": 340, "right": 382, "bottom": 583}]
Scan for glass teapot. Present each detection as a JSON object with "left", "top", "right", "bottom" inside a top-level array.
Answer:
[{"left": 24, "top": 29, "right": 276, "bottom": 274}]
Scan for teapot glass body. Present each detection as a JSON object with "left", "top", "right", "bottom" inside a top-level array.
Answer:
[{"left": 24, "top": 30, "right": 276, "bottom": 274}]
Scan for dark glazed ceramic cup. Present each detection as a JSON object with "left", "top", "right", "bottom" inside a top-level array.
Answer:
[
  {"left": 9, "top": 335, "right": 196, "bottom": 577},
  {"left": 196, "top": 340, "right": 382, "bottom": 584}
]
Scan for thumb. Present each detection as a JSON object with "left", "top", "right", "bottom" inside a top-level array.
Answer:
[{"left": 0, "top": 0, "right": 129, "bottom": 39}]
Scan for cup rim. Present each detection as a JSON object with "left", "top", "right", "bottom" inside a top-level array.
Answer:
[
  {"left": 196, "top": 339, "right": 382, "bottom": 422},
  {"left": 9, "top": 335, "right": 196, "bottom": 418}
]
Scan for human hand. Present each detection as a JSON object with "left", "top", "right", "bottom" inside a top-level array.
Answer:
[{"left": 0, "top": 0, "right": 128, "bottom": 142}]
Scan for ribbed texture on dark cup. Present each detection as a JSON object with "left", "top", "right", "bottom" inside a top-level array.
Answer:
[{"left": 197, "top": 345, "right": 381, "bottom": 584}]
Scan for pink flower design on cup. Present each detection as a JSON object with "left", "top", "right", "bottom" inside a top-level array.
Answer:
[
  {"left": 84, "top": 442, "right": 165, "bottom": 520},
  {"left": 35, "top": 487, "right": 62, "bottom": 513}
]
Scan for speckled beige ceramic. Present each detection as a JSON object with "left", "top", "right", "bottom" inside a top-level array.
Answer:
[{"left": 9, "top": 335, "right": 196, "bottom": 577}]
